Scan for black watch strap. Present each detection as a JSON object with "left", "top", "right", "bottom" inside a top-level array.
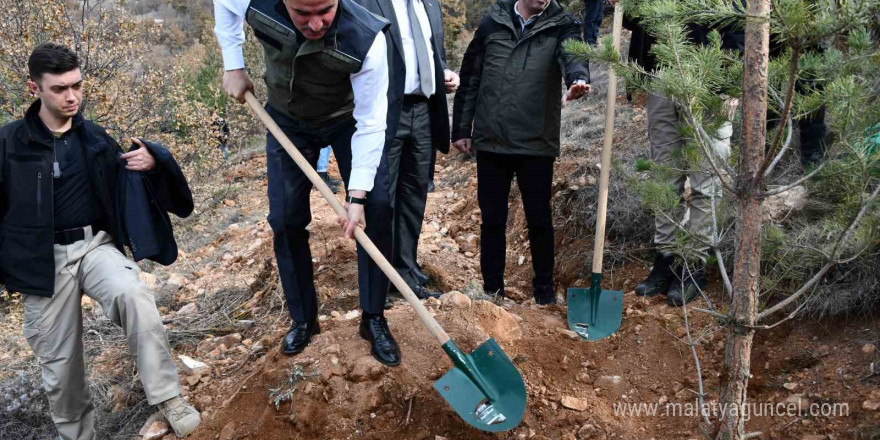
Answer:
[{"left": 345, "top": 194, "right": 367, "bottom": 205}]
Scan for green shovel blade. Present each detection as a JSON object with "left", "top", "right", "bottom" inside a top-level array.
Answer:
[
  {"left": 433, "top": 339, "right": 526, "bottom": 432},
  {"left": 567, "top": 273, "right": 623, "bottom": 341}
]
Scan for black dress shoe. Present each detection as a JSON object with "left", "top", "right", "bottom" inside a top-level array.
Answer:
[
  {"left": 389, "top": 282, "right": 441, "bottom": 300},
  {"left": 533, "top": 283, "right": 556, "bottom": 305},
  {"left": 359, "top": 315, "right": 401, "bottom": 366},
  {"left": 413, "top": 284, "right": 441, "bottom": 300},
  {"left": 635, "top": 253, "right": 677, "bottom": 297},
  {"left": 412, "top": 264, "right": 430, "bottom": 285},
  {"left": 281, "top": 318, "right": 320, "bottom": 355}
]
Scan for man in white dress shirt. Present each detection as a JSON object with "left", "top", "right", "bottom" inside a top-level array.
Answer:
[
  {"left": 354, "top": 0, "right": 458, "bottom": 300},
  {"left": 214, "top": 0, "right": 403, "bottom": 366}
]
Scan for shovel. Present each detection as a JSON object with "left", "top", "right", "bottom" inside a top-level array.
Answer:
[
  {"left": 243, "top": 92, "right": 526, "bottom": 432},
  {"left": 566, "top": 2, "right": 624, "bottom": 341}
]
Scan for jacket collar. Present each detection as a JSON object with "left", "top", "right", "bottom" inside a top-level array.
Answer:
[
  {"left": 491, "top": 0, "right": 565, "bottom": 37},
  {"left": 23, "top": 99, "right": 85, "bottom": 147}
]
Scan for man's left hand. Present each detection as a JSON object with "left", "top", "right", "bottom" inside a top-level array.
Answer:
[
  {"left": 121, "top": 138, "right": 156, "bottom": 171},
  {"left": 444, "top": 69, "right": 460, "bottom": 94},
  {"left": 562, "top": 81, "right": 591, "bottom": 106},
  {"left": 337, "top": 190, "right": 367, "bottom": 239}
]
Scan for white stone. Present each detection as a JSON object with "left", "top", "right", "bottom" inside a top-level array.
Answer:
[
  {"left": 177, "top": 303, "right": 198, "bottom": 315},
  {"left": 179, "top": 355, "right": 211, "bottom": 377}
]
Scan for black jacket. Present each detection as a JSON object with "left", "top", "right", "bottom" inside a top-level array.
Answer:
[
  {"left": 354, "top": 0, "right": 451, "bottom": 153},
  {"left": 116, "top": 140, "right": 193, "bottom": 265},
  {"left": 0, "top": 100, "right": 189, "bottom": 297},
  {"left": 623, "top": 5, "right": 745, "bottom": 74},
  {"left": 452, "top": 0, "right": 590, "bottom": 157}
]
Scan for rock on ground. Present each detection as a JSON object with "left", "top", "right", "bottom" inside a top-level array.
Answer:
[
  {"left": 439, "top": 291, "right": 472, "bottom": 309},
  {"left": 763, "top": 185, "right": 808, "bottom": 221},
  {"left": 179, "top": 355, "right": 211, "bottom": 377},
  {"left": 347, "top": 356, "right": 386, "bottom": 382},
  {"left": 219, "top": 422, "right": 236, "bottom": 440},
  {"left": 472, "top": 300, "right": 523, "bottom": 342},
  {"left": 560, "top": 396, "right": 590, "bottom": 412},
  {"left": 139, "top": 413, "right": 170, "bottom": 440}
]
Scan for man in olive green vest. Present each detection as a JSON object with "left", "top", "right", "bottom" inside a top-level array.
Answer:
[{"left": 214, "top": 0, "right": 402, "bottom": 366}]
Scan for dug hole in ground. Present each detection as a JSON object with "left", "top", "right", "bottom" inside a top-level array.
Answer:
[{"left": 1, "top": 62, "right": 878, "bottom": 440}]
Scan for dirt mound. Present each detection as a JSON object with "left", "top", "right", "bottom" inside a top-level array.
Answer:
[{"left": 186, "top": 297, "right": 644, "bottom": 440}]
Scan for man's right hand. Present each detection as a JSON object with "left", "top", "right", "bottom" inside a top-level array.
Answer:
[
  {"left": 223, "top": 69, "right": 254, "bottom": 103},
  {"left": 453, "top": 138, "right": 473, "bottom": 155}
]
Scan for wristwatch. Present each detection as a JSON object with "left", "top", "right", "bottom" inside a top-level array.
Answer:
[{"left": 345, "top": 193, "right": 367, "bottom": 205}]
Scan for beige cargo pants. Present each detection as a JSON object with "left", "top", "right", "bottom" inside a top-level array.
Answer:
[
  {"left": 22, "top": 227, "right": 180, "bottom": 440},
  {"left": 647, "top": 94, "right": 732, "bottom": 262}
]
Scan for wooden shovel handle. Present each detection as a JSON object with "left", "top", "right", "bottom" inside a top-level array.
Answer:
[
  {"left": 592, "top": 2, "right": 624, "bottom": 274},
  {"left": 243, "top": 92, "right": 452, "bottom": 345}
]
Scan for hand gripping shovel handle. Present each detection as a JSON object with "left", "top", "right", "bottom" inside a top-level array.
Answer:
[
  {"left": 243, "top": 92, "right": 452, "bottom": 346},
  {"left": 592, "top": 2, "right": 623, "bottom": 274}
]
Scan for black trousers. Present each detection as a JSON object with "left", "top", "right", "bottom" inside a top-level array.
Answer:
[
  {"left": 264, "top": 105, "right": 393, "bottom": 322},
  {"left": 387, "top": 99, "right": 433, "bottom": 289},
  {"left": 799, "top": 105, "right": 827, "bottom": 165},
  {"left": 582, "top": 0, "right": 605, "bottom": 46},
  {"left": 476, "top": 151, "right": 555, "bottom": 292}
]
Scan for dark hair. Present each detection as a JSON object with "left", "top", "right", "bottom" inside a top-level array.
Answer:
[{"left": 28, "top": 43, "right": 80, "bottom": 82}]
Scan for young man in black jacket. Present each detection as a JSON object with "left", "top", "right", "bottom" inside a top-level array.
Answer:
[
  {"left": 452, "top": 0, "right": 590, "bottom": 304},
  {"left": 0, "top": 43, "right": 200, "bottom": 439}
]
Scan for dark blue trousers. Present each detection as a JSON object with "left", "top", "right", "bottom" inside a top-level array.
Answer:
[
  {"left": 582, "top": 0, "right": 605, "bottom": 46},
  {"left": 264, "top": 105, "right": 393, "bottom": 323}
]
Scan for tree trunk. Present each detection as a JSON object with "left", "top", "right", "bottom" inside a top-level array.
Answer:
[{"left": 717, "top": 1, "right": 770, "bottom": 439}]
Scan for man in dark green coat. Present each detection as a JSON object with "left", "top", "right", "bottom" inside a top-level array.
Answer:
[{"left": 451, "top": 0, "right": 590, "bottom": 304}]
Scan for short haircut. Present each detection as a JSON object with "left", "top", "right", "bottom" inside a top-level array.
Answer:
[{"left": 28, "top": 43, "right": 80, "bottom": 82}]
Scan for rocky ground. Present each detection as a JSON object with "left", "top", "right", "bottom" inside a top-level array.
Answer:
[{"left": 1, "top": 67, "right": 878, "bottom": 440}]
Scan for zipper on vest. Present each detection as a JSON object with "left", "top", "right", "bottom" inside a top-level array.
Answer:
[{"left": 36, "top": 171, "right": 42, "bottom": 217}]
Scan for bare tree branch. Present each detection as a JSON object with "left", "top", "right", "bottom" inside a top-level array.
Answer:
[{"left": 763, "top": 86, "right": 794, "bottom": 178}]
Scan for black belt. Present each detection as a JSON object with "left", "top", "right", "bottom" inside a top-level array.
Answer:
[
  {"left": 54, "top": 223, "right": 100, "bottom": 246},
  {"left": 403, "top": 94, "right": 430, "bottom": 105}
]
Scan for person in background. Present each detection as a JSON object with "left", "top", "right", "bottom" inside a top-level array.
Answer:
[
  {"left": 452, "top": 0, "right": 591, "bottom": 304},
  {"left": 355, "top": 0, "right": 459, "bottom": 299},
  {"left": 316, "top": 146, "right": 342, "bottom": 193},
  {"left": 624, "top": 0, "right": 742, "bottom": 306},
  {"left": 582, "top": 0, "right": 604, "bottom": 46}
]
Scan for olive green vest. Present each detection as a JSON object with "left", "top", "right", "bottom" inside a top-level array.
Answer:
[{"left": 246, "top": 0, "right": 389, "bottom": 126}]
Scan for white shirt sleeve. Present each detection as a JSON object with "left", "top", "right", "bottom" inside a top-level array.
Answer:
[
  {"left": 347, "top": 33, "right": 389, "bottom": 192},
  {"left": 213, "top": 0, "right": 249, "bottom": 71}
]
